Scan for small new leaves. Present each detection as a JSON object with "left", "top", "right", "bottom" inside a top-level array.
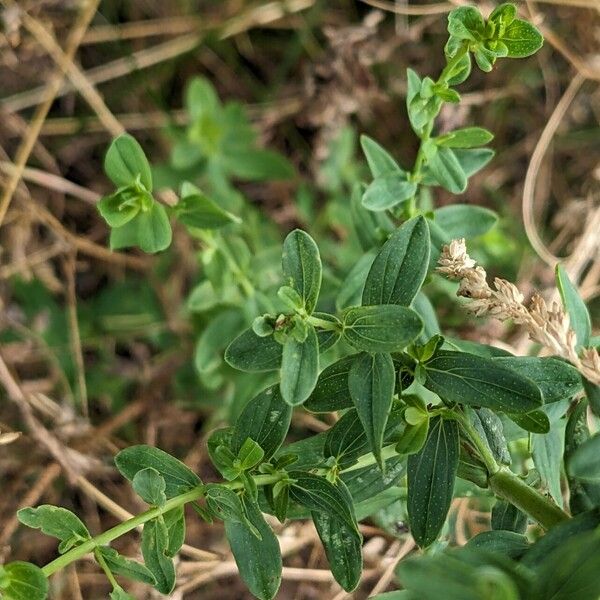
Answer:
[
  {"left": 18, "top": 505, "right": 90, "bottom": 554},
  {"left": 281, "top": 229, "right": 322, "bottom": 315},
  {"left": 0, "top": 562, "right": 48, "bottom": 600},
  {"left": 105, "top": 133, "right": 153, "bottom": 190},
  {"left": 99, "top": 134, "right": 173, "bottom": 254}
]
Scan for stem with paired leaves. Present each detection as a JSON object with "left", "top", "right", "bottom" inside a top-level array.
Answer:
[{"left": 41, "top": 415, "right": 568, "bottom": 579}]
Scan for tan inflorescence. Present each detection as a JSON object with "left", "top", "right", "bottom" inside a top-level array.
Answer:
[{"left": 437, "top": 238, "right": 600, "bottom": 386}]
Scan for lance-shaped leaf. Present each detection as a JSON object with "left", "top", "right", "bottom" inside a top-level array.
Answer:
[
  {"left": 17, "top": 505, "right": 90, "bottom": 554},
  {"left": 0, "top": 562, "right": 48, "bottom": 600},
  {"left": 362, "top": 216, "right": 430, "bottom": 307},
  {"left": 280, "top": 324, "right": 319, "bottom": 406},
  {"left": 311, "top": 480, "right": 362, "bottom": 592},
  {"left": 225, "top": 499, "right": 282, "bottom": 600},
  {"left": 533, "top": 424, "right": 565, "bottom": 508},
  {"left": 205, "top": 484, "right": 259, "bottom": 537},
  {"left": 508, "top": 410, "right": 550, "bottom": 434},
  {"left": 470, "top": 407, "right": 511, "bottom": 465},
  {"left": 231, "top": 385, "right": 292, "bottom": 460},
  {"left": 141, "top": 517, "right": 175, "bottom": 595},
  {"left": 348, "top": 352, "right": 395, "bottom": 470},
  {"left": 115, "top": 445, "right": 201, "bottom": 499},
  {"left": 97, "top": 547, "right": 156, "bottom": 585},
  {"left": 282, "top": 229, "right": 322, "bottom": 314},
  {"left": 494, "top": 356, "right": 582, "bottom": 403},
  {"left": 304, "top": 355, "right": 355, "bottom": 413},
  {"left": 289, "top": 472, "right": 359, "bottom": 534},
  {"left": 361, "top": 173, "right": 417, "bottom": 211},
  {"left": 423, "top": 351, "right": 542, "bottom": 413},
  {"left": 163, "top": 506, "right": 186, "bottom": 557},
  {"left": 342, "top": 305, "right": 423, "bottom": 353},
  {"left": 556, "top": 264, "right": 591, "bottom": 349},
  {"left": 407, "top": 416, "right": 459, "bottom": 547},
  {"left": 174, "top": 191, "right": 240, "bottom": 230},
  {"left": 324, "top": 409, "right": 370, "bottom": 468}
]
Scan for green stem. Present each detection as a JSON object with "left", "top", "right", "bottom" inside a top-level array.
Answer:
[
  {"left": 489, "top": 468, "right": 570, "bottom": 529},
  {"left": 452, "top": 409, "right": 570, "bottom": 529},
  {"left": 94, "top": 548, "right": 118, "bottom": 589},
  {"left": 307, "top": 315, "right": 341, "bottom": 332}
]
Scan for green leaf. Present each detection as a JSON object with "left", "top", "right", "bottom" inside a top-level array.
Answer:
[
  {"left": 231, "top": 385, "right": 292, "bottom": 460},
  {"left": 437, "top": 127, "right": 494, "bottom": 148},
  {"left": 115, "top": 445, "right": 201, "bottom": 499},
  {"left": 471, "top": 407, "right": 512, "bottom": 465},
  {"left": 336, "top": 250, "right": 377, "bottom": 311},
  {"left": 289, "top": 472, "right": 359, "bottom": 533},
  {"left": 342, "top": 305, "right": 423, "bottom": 353},
  {"left": 363, "top": 216, "right": 430, "bottom": 307},
  {"left": 465, "top": 531, "right": 529, "bottom": 560},
  {"left": 98, "top": 190, "right": 140, "bottom": 228},
  {"left": 225, "top": 498, "right": 282, "bottom": 600},
  {"left": 141, "top": 517, "right": 175, "bottom": 595},
  {"left": 163, "top": 506, "right": 186, "bottom": 557},
  {"left": 491, "top": 500, "right": 528, "bottom": 534},
  {"left": 568, "top": 433, "right": 600, "bottom": 483},
  {"left": 423, "top": 351, "right": 543, "bottom": 413},
  {"left": 17, "top": 505, "right": 90, "bottom": 554},
  {"left": 451, "top": 148, "right": 494, "bottom": 177},
  {"left": 237, "top": 438, "right": 265, "bottom": 470},
  {"left": 532, "top": 531, "right": 600, "bottom": 600},
  {"left": 132, "top": 468, "right": 167, "bottom": 506},
  {"left": 360, "top": 135, "right": 403, "bottom": 177},
  {"left": 565, "top": 400, "right": 600, "bottom": 514},
  {"left": 104, "top": 134, "right": 153, "bottom": 190},
  {"left": 494, "top": 356, "right": 582, "bottom": 403},
  {"left": 533, "top": 424, "right": 565, "bottom": 507},
  {"left": 311, "top": 480, "right": 362, "bottom": 592},
  {"left": 447, "top": 6, "right": 485, "bottom": 41},
  {"left": 109, "top": 586, "right": 134, "bottom": 600},
  {"left": 185, "top": 77, "right": 220, "bottom": 121},
  {"left": 223, "top": 149, "right": 295, "bottom": 181},
  {"left": 396, "top": 418, "right": 429, "bottom": 456},
  {"left": 135, "top": 203, "right": 172, "bottom": 253},
  {"left": 324, "top": 409, "right": 370, "bottom": 467},
  {"left": 348, "top": 352, "right": 395, "bottom": 470},
  {"left": 282, "top": 229, "right": 322, "bottom": 314},
  {"left": 0, "top": 562, "right": 48, "bottom": 600},
  {"left": 432, "top": 204, "right": 497, "bottom": 242},
  {"left": 508, "top": 410, "right": 550, "bottom": 434},
  {"left": 361, "top": 173, "right": 417, "bottom": 211},
  {"left": 425, "top": 145, "right": 467, "bottom": 193},
  {"left": 407, "top": 416, "right": 459, "bottom": 547},
  {"left": 304, "top": 355, "right": 355, "bottom": 413},
  {"left": 225, "top": 328, "right": 282, "bottom": 372},
  {"left": 280, "top": 324, "right": 319, "bottom": 406},
  {"left": 556, "top": 264, "right": 591, "bottom": 348},
  {"left": 500, "top": 19, "right": 543, "bottom": 58},
  {"left": 174, "top": 192, "right": 240, "bottom": 230},
  {"left": 205, "top": 484, "right": 258, "bottom": 535},
  {"left": 97, "top": 546, "right": 156, "bottom": 585}
]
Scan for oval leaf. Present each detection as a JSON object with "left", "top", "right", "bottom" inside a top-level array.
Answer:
[
  {"left": 104, "top": 134, "right": 152, "bottom": 190},
  {"left": 363, "top": 216, "right": 430, "bottom": 307},
  {"left": 280, "top": 324, "right": 319, "bottom": 406},
  {"left": 342, "top": 305, "right": 423, "bottom": 353}
]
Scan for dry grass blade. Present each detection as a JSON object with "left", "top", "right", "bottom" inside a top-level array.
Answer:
[{"left": 0, "top": 0, "right": 101, "bottom": 228}]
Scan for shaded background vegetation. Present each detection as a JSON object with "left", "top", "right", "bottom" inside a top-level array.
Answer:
[{"left": 0, "top": 0, "right": 598, "bottom": 597}]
